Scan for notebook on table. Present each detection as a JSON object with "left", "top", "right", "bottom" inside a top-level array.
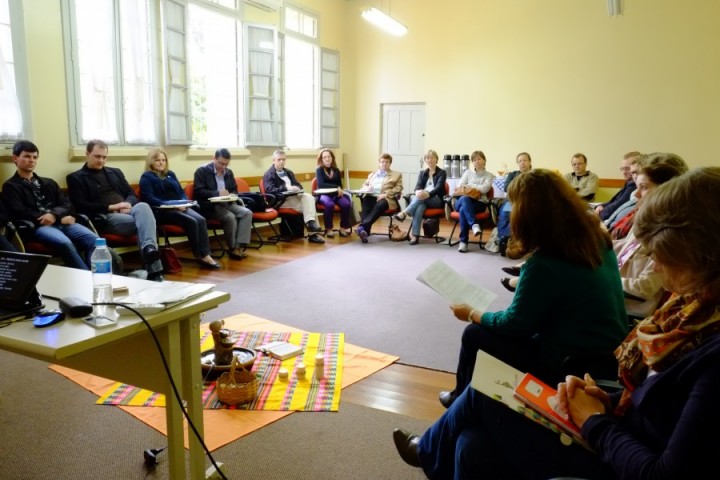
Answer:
[{"left": 0, "top": 251, "right": 51, "bottom": 321}]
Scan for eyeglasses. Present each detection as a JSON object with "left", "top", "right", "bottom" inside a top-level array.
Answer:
[{"left": 619, "top": 167, "right": 631, "bottom": 172}]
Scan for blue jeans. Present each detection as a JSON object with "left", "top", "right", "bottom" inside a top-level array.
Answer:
[
  {"left": 454, "top": 196, "right": 487, "bottom": 243},
  {"left": 405, "top": 195, "right": 444, "bottom": 236},
  {"left": 33, "top": 223, "right": 98, "bottom": 270},
  {"left": 318, "top": 193, "right": 352, "bottom": 230},
  {"left": 416, "top": 387, "right": 611, "bottom": 480},
  {"left": 101, "top": 203, "right": 162, "bottom": 274},
  {"left": 496, "top": 200, "right": 512, "bottom": 239}
]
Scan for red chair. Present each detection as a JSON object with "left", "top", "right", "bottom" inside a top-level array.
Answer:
[
  {"left": 184, "top": 181, "right": 226, "bottom": 258},
  {"left": 311, "top": 177, "right": 345, "bottom": 234},
  {"left": 259, "top": 178, "right": 310, "bottom": 241},
  {"left": 235, "top": 177, "right": 280, "bottom": 248},
  {"left": 134, "top": 186, "right": 194, "bottom": 261},
  {"left": 406, "top": 182, "right": 449, "bottom": 243},
  {"left": 445, "top": 187, "right": 495, "bottom": 249}
]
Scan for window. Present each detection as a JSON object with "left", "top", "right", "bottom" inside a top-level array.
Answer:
[
  {"left": 187, "top": 2, "right": 245, "bottom": 146},
  {"left": 282, "top": 5, "right": 318, "bottom": 149},
  {"left": 320, "top": 49, "right": 339, "bottom": 147},
  {"left": 0, "top": 0, "right": 30, "bottom": 142},
  {"left": 245, "top": 24, "right": 280, "bottom": 146},
  {"left": 63, "top": 0, "right": 157, "bottom": 145}
]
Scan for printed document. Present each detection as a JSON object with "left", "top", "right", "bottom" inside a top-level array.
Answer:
[{"left": 416, "top": 260, "right": 497, "bottom": 312}]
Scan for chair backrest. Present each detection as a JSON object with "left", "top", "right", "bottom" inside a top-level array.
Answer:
[
  {"left": 184, "top": 182, "right": 195, "bottom": 200},
  {"left": 311, "top": 177, "right": 318, "bottom": 191},
  {"left": 236, "top": 177, "right": 251, "bottom": 193}
]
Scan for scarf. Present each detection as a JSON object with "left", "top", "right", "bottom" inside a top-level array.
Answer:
[
  {"left": 610, "top": 209, "right": 636, "bottom": 240},
  {"left": 614, "top": 293, "right": 720, "bottom": 413}
]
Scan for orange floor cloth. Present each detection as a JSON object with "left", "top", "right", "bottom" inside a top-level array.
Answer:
[{"left": 49, "top": 313, "right": 398, "bottom": 451}]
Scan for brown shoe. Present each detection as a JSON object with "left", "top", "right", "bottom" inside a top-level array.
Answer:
[
  {"left": 393, "top": 429, "right": 421, "bottom": 468},
  {"left": 228, "top": 248, "right": 248, "bottom": 260}
]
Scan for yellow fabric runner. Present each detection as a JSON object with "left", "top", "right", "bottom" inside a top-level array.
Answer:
[{"left": 49, "top": 313, "right": 398, "bottom": 451}]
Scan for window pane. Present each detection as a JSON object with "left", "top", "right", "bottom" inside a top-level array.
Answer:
[
  {"left": 284, "top": 36, "right": 316, "bottom": 148},
  {"left": 73, "top": 0, "right": 119, "bottom": 143},
  {"left": 0, "top": 0, "right": 23, "bottom": 139},
  {"left": 188, "top": 3, "right": 243, "bottom": 146},
  {"left": 119, "top": 0, "right": 156, "bottom": 143}
]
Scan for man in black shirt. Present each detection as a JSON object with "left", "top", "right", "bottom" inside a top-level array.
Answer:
[
  {"left": 3, "top": 140, "right": 109, "bottom": 270},
  {"left": 67, "top": 139, "right": 164, "bottom": 281}
]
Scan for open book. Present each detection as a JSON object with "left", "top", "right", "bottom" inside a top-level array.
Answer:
[
  {"left": 416, "top": 260, "right": 497, "bottom": 312},
  {"left": 471, "top": 350, "right": 590, "bottom": 449},
  {"left": 257, "top": 340, "right": 304, "bottom": 361}
]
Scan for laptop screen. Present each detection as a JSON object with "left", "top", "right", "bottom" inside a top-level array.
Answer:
[{"left": 0, "top": 251, "right": 51, "bottom": 310}]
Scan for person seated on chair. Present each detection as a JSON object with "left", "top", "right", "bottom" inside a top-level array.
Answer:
[
  {"left": 393, "top": 149, "right": 447, "bottom": 245},
  {"left": 66, "top": 139, "right": 164, "bottom": 281},
  {"left": 564, "top": 152, "right": 599, "bottom": 201},
  {"left": 0, "top": 196, "right": 18, "bottom": 252},
  {"left": 315, "top": 148, "right": 352, "bottom": 238},
  {"left": 262, "top": 149, "right": 325, "bottom": 244},
  {"left": 594, "top": 151, "right": 641, "bottom": 220},
  {"left": 394, "top": 167, "right": 720, "bottom": 480},
  {"left": 140, "top": 148, "right": 220, "bottom": 269},
  {"left": 437, "top": 169, "right": 629, "bottom": 410},
  {"left": 609, "top": 161, "right": 685, "bottom": 241},
  {"left": 192, "top": 148, "right": 253, "bottom": 260},
  {"left": 496, "top": 151, "right": 532, "bottom": 256},
  {"left": 450, "top": 150, "right": 495, "bottom": 253},
  {"left": 355, "top": 153, "right": 403, "bottom": 244},
  {"left": 3, "top": 140, "right": 104, "bottom": 270}
]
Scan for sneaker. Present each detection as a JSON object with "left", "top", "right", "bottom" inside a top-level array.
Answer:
[
  {"left": 471, "top": 224, "right": 482, "bottom": 237},
  {"left": 306, "top": 220, "right": 322, "bottom": 233},
  {"left": 393, "top": 212, "right": 407, "bottom": 222},
  {"left": 458, "top": 242, "right": 468, "bottom": 253},
  {"left": 356, "top": 226, "right": 369, "bottom": 243}
]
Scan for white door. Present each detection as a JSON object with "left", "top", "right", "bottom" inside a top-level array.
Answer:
[{"left": 382, "top": 103, "right": 426, "bottom": 197}]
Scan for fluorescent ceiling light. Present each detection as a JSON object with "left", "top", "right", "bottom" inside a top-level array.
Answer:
[{"left": 361, "top": 7, "right": 408, "bottom": 36}]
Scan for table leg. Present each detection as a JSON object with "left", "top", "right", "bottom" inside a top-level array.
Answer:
[{"left": 182, "top": 313, "right": 207, "bottom": 479}]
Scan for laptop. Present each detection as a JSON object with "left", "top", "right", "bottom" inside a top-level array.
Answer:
[{"left": 0, "top": 251, "right": 51, "bottom": 321}]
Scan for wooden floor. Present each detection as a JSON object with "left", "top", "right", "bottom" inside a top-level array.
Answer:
[{"left": 129, "top": 217, "right": 472, "bottom": 423}]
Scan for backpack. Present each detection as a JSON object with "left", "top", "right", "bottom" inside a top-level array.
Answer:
[
  {"left": 238, "top": 192, "right": 267, "bottom": 213},
  {"left": 422, "top": 218, "right": 440, "bottom": 238},
  {"left": 484, "top": 227, "right": 500, "bottom": 253}
]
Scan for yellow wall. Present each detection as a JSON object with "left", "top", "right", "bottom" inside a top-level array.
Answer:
[
  {"left": 2, "top": 0, "right": 718, "bottom": 185},
  {"left": 345, "top": 0, "right": 720, "bottom": 176}
]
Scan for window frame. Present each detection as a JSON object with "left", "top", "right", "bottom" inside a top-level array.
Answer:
[
  {"left": 61, "top": 0, "right": 160, "bottom": 147},
  {"left": 0, "top": 0, "right": 32, "bottom": 143}
]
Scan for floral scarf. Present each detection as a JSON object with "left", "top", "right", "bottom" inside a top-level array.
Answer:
[{"left": 614, "top": 293, "right": 720, "bottom": 414}]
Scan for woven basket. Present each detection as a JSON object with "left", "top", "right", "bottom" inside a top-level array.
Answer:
[{"left": 215, "top": 356, "right": 259, "bottom": 406}]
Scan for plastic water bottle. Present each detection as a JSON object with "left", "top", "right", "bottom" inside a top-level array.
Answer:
[{"left": 91, "top": 237, "right": 113, "bottom": 318}]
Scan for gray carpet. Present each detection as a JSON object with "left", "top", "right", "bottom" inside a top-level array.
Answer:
[
  {"left": 209, "top": 240, "right": 516, "bottom": 372},
  {"left": 0, "top": 348, "right": 430, "bottom": 479}
]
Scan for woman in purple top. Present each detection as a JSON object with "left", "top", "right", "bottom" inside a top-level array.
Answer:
[
  {"left": 393, "top": 167, "right": 720, "bottom": 480},
  {"left": 315, "top": 149, "right": 352, "bottom": 238}
]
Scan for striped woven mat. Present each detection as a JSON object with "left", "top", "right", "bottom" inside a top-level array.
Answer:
[{"left": 95, "top": 330, "right": 344, "bottom": 411}]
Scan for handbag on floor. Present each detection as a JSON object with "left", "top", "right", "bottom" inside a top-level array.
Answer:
[
  {"left": 389, "top": 224, "right": 409, "bottom": 242},
  {"left": 160, "top": 246, "right": 183, "bottom": 274}
]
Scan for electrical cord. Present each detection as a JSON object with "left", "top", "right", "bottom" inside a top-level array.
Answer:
[{"left": 97, "top": 302, "right": 228, "bottom": 480}]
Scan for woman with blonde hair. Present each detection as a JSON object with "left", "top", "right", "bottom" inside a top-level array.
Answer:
[
  {"left": 139, "top": 148, "right": 219, "bottom": 269},
  {"left": 393, "top": 149, "right": 447, "bottom": 244},
  {"left": 451, "top": 150, "right": 495, "bottom": 252},
  {"left": 436, "top": 169, "right": 628, "bottom": 409}
]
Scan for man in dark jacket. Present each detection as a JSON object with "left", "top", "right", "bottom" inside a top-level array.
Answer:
[
  {"left": 66, "top": 139, "right": 164, "bottom": 281},
  {"left": 262, "top": 149, "right": 324, "bottom": 244},
  {"left": 594, "top": 151, "right": 640, "bottom": 221},
  {"left": 3, "top": 140, "right": 99, "bottom": 269},
  {"left": 192, "top": 148, "right": 252, "bottom": 259}
]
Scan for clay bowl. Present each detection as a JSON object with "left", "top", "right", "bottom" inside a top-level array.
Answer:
[{"left": 200, "top": 347, "right": 257, "bottom": 381}]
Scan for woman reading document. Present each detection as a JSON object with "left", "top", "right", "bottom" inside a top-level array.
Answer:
[{"left": 393, "top": 167, "right": 720, "bottom": 480}]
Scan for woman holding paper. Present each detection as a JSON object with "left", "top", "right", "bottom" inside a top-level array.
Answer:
[
  {"left": 438, "top": 169, "right": 628, "bottom": 410},
  {"left": 393, "top": 167, "right": 720, "bottom": 480},
  {"left": 315, "top": 148, "right": 353, "bottom": 238},
  {"left": 140, "top": 148, "right": 219, "bottom": 269}
]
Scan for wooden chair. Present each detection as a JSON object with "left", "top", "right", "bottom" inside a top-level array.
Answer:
[
  {"left": 445, "top": 187, "right": 495, "bottom": 249},
  {"left": 235, "top": 177, "right": 280, "bottom": 248}
]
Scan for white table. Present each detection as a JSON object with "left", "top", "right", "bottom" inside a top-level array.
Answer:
[{"left": 0, "top": 265, "right": 230, "bottom": 479}]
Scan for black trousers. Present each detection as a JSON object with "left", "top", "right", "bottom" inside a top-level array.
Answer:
[{"left": 359, "top": 196, "right": 390, "bottom": 234}]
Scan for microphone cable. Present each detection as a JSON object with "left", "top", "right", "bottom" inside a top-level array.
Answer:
[{"left": 96, "top": 302, "right": 228, "bottom": 480}]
